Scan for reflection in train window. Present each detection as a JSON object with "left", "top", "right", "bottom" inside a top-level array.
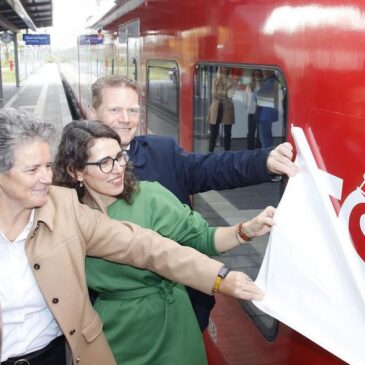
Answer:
[
  {"left": 193, "top": 64, "right": 286, "bottom": 152},
  {"left": 193, "top": 63, "right": 288, "bottom": 342},
  {"left": 146, "top": 60, "right": 179, "bottom": 141}
]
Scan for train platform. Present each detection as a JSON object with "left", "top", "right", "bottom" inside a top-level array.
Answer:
[
  {"left": 0, "top": 63, "right": 72, "bottom": 135},
  {"left": 0, "top": 83, "right": 18, "bottom": 105}
]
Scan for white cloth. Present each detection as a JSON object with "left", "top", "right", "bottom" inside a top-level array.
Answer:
[
  {"left": 0, "top": 209, "right": 61, "bottom": 361},
  {"left": 254, "top": 126, "right": 365, "bottom": 365}
]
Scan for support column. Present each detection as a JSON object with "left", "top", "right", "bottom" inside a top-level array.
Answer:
[
  {"left": 0, "top": 48, "right": 3, "bottom": 101},
  {"left": 14, "top": 32, "right": 20, "bottom": 87}
]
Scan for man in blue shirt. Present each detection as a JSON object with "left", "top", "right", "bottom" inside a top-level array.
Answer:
[
  {"left": 90, "top": 75, "right": 297, "bottom": 331},
  {"left": 256, "top": 70, "right": 280, "bottom": 148}
]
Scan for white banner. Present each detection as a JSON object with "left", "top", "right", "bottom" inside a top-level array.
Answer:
[{"left": 254, "top": 126, "right": 365, "bottom": 365}]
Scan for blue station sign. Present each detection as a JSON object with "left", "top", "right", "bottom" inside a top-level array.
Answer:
[
  {"left": 23, "top": 34, "right": 51, "bottom": 45},
  {"left": 78, "top": 34, "right": 104, "bottom": 46}
]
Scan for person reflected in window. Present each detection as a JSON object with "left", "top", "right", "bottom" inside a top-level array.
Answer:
[
  {"left": 208, "top": 66, "right": 235, "bottom": 152},
  {"left": 256, "top": 70, "right": 280, "bottom": 148},
  {"left": 245, "top": 69, "right": 263, "bottom": 150}
]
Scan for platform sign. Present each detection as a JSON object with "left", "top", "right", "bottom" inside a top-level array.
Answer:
[
  {"left": 23, "top": 34, "right": 51, "bottom": 45},
  {"left": 78, "top": 34, "right": 103, "bottom": 46}
]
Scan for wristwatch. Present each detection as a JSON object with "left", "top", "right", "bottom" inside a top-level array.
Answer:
[{"left": 212, "top": 266, "right": 231, "bottom": 293}]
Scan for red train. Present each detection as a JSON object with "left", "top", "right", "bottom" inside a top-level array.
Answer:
[{"left": 59, "top": 1, "right": 365, "bottom": 364}]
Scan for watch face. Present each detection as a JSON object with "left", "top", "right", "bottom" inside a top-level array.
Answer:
[{"left": 219, "top": 266, "right": 230, "bottom": 278}]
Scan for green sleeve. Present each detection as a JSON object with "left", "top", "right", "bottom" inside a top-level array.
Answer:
[{"left": 143, "top": 182, "right": 219, "bottom": 256}]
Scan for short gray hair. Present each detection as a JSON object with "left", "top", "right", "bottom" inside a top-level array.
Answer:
[{"left": 0, "top": 107, "right": 56, "bottom": 173}]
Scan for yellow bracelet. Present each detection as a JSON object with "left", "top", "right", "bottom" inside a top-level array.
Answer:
[
  {"left": 212, "top": 276, "right": 222, "bottom": 293},
  {"left": 212, "top": 266, "right": 230, "bottom": 294}
]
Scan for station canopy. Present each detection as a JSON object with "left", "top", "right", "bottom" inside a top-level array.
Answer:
[{"left": 0, "top": 0, "right": 52, "bottom": 33}]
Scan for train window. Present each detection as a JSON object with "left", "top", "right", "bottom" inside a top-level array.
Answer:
[
  {"left": 117, "top": 20, "right": 140, "bottom": 81},
  {"left": 193, "top": 63, "right": 288, "bottom": 341},
  {"left": 116, "top": 27, "right": 127, "bottom": 75},
  {"left": 193, "top": 64, "right": 286, "bottom": 152},
  {"left": 146, "top": 60, "right": 179, "bottom": 142}
]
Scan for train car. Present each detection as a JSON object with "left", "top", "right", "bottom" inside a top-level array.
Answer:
[{"left": 59, "top": 1, "right": 365, "bottom": 364}]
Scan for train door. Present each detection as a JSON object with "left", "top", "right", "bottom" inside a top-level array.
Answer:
[
  {"left": 193, "top": 63, "right": 289, "bottom": 364},
  {"left": 116, "top": 20, "right": 140, "bottom": 81}
]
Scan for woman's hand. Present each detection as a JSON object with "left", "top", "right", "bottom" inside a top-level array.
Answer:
[
  {"left": 243, "top": 206, "right": 276, "bottom": 239},
  {"left": 214, "top": 206, "right": 275, "bottom": 252},
  {"left": 219, "top": 271, "right": 264, "bottom": 301}
]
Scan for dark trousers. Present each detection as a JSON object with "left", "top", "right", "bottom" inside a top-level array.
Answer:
[
  {"left": 2, "top": 336, "right": 66, "bottom": 365},
  {"left": 256, "top": 105, "right": 275, "bottom": 148},
  {"left": 186, "top": 287, "right": 216, "bottom": 331},
  {"left": 209, "top": 123, "right": 232, "bottom": 152},
  {"left": 209, "top": 101, "right": 232, "bottom": 152},
  {"left": 247, "top": 112, "right": 261, "bottom": 150},
  {"left": 258, "top": 121, "right": 273, "bottom": 148}
]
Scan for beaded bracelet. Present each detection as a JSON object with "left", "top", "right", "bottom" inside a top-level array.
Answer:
[{"left": 236, "top": 222, "right": 253, "bottom": 242}]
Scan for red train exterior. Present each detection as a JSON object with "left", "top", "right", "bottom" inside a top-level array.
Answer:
[{"left": 59, "top": 1, "right": 365, "bottom": 364}]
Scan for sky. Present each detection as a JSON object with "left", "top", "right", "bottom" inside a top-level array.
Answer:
[{"left": 50, "top": 0, "right": 115, "bottom": 49}]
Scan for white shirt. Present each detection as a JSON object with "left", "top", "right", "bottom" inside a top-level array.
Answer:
[{"left": 0, "top": 209, "right": 62, "bottom": 361}]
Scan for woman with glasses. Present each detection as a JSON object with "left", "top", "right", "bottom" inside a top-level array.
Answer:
[{"left": 53, "top": 120, "right": 275, "bottom": 365}]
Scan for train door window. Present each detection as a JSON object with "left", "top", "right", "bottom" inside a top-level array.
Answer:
[
  {"left": 117, "top": 20, "right": 140, "bottom": 81},
  {"left": 146, "top": 60, "right": 179, "bottom": 142},
  {"left": 193, "top": 64, "right": 286, "bottom": 152},
  {"left": 193, "top": 63, "right": 288, "bottom": 341}
]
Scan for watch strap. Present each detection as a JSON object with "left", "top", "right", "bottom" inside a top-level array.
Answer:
[{"left": 212, "top": 266, "right": 231, "bottom": 293}]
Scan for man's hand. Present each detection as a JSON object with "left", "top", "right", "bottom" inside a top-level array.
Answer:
[{"left": 266, "top": 142, "right": 298, "bottom": 177}]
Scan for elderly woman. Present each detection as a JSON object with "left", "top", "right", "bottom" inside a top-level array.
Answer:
[
  {"left": 0, "top": 108, "right": 267, "bottom": 365},
  {"left": 53, "top": 120, "right": 275, "bottom": 365}
]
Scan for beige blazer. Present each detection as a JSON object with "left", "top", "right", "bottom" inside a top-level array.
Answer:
[
  {"left": 208, "top": 75, "right": 235, "bottom": 125},
  {"left": 0, "top": 186, "right": 222, "bottom": 364}
]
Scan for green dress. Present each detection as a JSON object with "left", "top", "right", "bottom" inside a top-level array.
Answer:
[{"left": 86, "top": 181, "right": 219, "bottom": 365}]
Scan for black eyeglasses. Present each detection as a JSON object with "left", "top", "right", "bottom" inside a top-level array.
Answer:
[{"left": 84, "top": 150, "right": 129, "bottom": 174}]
